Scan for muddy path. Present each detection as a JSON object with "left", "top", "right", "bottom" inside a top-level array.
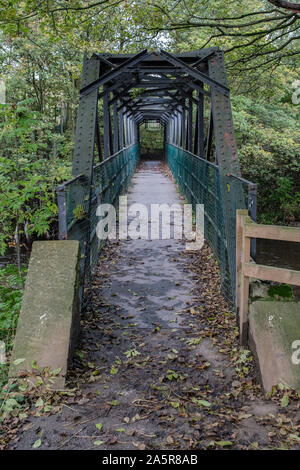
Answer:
[{"left": 5, "top": 162, "right": 300, "bottom": 450}]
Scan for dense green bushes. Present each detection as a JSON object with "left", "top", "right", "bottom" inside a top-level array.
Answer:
[
  {"left": 137, "top": 98, "right": 300, "bottom": 225},
  {"left": 232, "top": 95, "right": 300, "bottom": 224},
  {"left": 140, "top": 123, "right": 164, "bottom": 157},
  {"left": 0, "top": 102, "right": 72, "bottom": 255},
  {"left": 0, "top": 93, "right": 298, "bottom": 260},
  {"left": 0, "top": 265, "right": 25, "bottom": 389},
  {"left": 0, "top": 23, "right": 298, "bottom": 260}
]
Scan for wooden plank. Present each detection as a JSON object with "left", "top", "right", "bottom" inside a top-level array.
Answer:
[
  {"left": 239, "top": 214, "right": 251, "bottom": 346},
  {"left": 244, "top": 263, "right": 300, "bottom": 286},
  {"left": 245, "top": 223, "right": 300, "bottom": 243},
  {"left": 236, "top": 210, "right": 248, "bottom": 313},
  {"left": 236, "top": 209, "right": 300, "bottom": 347}
]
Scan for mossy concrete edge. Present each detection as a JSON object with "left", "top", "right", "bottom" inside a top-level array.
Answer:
[
  {"left": 249, "top": 300, "right": 300, "bottom": 392},
  {"left": 9, "top": 240, "right": 81, "bottom": 389}
]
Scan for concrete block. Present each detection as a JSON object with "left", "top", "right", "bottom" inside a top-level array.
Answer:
[
  {"left": 249, "top": 300, "right": 300, "bottom": 392},
  {"left": 9, "top": 241, "right": 81, "bottom": 389}
]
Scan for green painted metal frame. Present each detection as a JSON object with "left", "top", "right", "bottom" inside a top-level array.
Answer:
[
  {"left": 57, "top": 48, "right": 258, "bottom": 307},
  {"left": 57, "top": 144, "right": 139, "bottom": 298},
  {"left": 166, "top": 143, "right": 256, "bottom": 303}
]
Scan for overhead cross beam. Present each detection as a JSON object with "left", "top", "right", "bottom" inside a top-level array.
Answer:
[
  {"left": 159, "top": 49, "right": 229, "bottom": 96},
  {"left": 108, "top": 79, "right": 139, "bottom": 105},
  {"left": 74, "top": 47, "right": 240, "bottom": 186},
  {"left": 80, "top": 50, "right": 149, "bottom": 97}
]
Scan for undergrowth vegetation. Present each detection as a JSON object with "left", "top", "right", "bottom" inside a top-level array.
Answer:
[
  {"left": 232, "top": 95, "right": 300, "bottom": 224},
  {"left": 0, "top": 2, "right": 299, "bottom": 444},
  {"left": 0, "top": 265, "right": 25, "bottom": 390}
]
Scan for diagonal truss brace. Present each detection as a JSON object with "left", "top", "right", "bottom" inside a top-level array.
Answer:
[{"left": 80, "top": 50, "right": 149, "bottom": 97}]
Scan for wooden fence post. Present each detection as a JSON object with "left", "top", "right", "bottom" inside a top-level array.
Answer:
[
  {"left": 236, "top": 209, "right": 300, "bottom": 346},
  {"left": 236, "top": 209, "right": 248, "bottom": 319},
  {"left": 239, "top": 212, "right": 251, "bottom": 345}
]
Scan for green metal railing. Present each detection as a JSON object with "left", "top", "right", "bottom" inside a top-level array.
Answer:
[
  {"left": 166, "top": 143, "right": 257, "bottom": 303},
  {"left": 57, "top": 141, "right": 254, "bottom": 305},
  {"left": 57, "top": 144, "right": 139, "bottom": 284}
]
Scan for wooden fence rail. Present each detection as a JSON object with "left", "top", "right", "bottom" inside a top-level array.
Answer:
[{"left": 236, "top": 209, "right": 300, "bottom": 345}]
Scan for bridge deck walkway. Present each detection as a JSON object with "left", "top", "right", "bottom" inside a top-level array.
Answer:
[{"left": 10, "top": 161, "right": 286, "bottom": 450}]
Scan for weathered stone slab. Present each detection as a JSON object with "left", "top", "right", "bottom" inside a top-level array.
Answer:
[
  {"left": 9, "top": 241, "right": 81, "bottom": 389},
  {"left": 250, "top": 281, "right": 271, "bottom": 301},
  {"left": 249, "top": 300, "right": 300, "bottom": 392}
]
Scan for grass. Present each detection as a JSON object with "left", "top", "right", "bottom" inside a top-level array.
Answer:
[{"left": 0, "top": 264, "right": 26, "bottom": 390}]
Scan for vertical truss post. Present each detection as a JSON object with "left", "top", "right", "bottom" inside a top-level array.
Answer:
[
  {"left": 187, "top": 95, "right": 193, "bottom": 152},
  {"left": 173, "top": 113, "right": 176, "bottom": 145},
  {"left": 194, "top": 106, "right": 198, "bottom": 156},
  {"left": 95, "top": 105, "right": 103, "bottom": 162},
  {"left": 132, "top": 119, "right": 134, "bottom": 144},
  {"left": 133, "top": 120, "right": 136, "bottom": 144},
  {"left": 178, "top": 112, "right": 182, "bottom": 146},
  {"left": 71, "top": 54, "right": 100, "bottom": 286},
  {"left": 109, "top": 102, "right": 113, "bottom": 154},
  {"left": 208, "top": 51, "right": 244, "bottom": 303},
  {"left": 132, "top": 119, "right": 135, "bottom": 141},
  {"left": 119, "top": 108, "right": 124, "bottom": 149},
  {"left": 137, "top": 121, "right": 140, "bottom": 144},
  {"left": 128, "top": 116, "right": 131, "bottom": 146},
  {"left": 113, "top": 98, "right": 119, "bottom": 154},
  {"left": 103, "top": 86, "right": 111, "bottom": 158},
  {"left": 128, "top": 118, "right": 132, "bottom": 145},
  {"left": 123, "top": 114, "right": 126, "bottom": 147},
  {"left": 166, "top": 119, "right": 169, "bottom": 143},
  {"left": 131, "top": 119, "right": 134, "bottom": 144},
  {"left": 205, "top": 109, "right": 213, "bottom": 161},
  {"left": 72, "top": 54, "right": 100, "bottom": 177},
  {"left": 124, "top": 114, "right": 128, "bottom": 147},
  {"left": 182, "top": 102, "right": 186, "bottom": 149},
  {"left": 208, "top": 51, "right": 241, "bottom": 174},
  {"left": 198, "top": 88, "right": 204, "bottom": 158},
  {"left": 173, "top": 114, "right": 176, "bottom": 145},
  {"left": 178, "top": 109, "right": 182, "bottom": 147}
]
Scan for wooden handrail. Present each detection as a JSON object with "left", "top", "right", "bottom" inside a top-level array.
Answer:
[
  {"left": 236, "top": 209, "right": 300, "bottom": 346},
  {"left": 245, "top": 222, "right": 300, "bottom": 242}
]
